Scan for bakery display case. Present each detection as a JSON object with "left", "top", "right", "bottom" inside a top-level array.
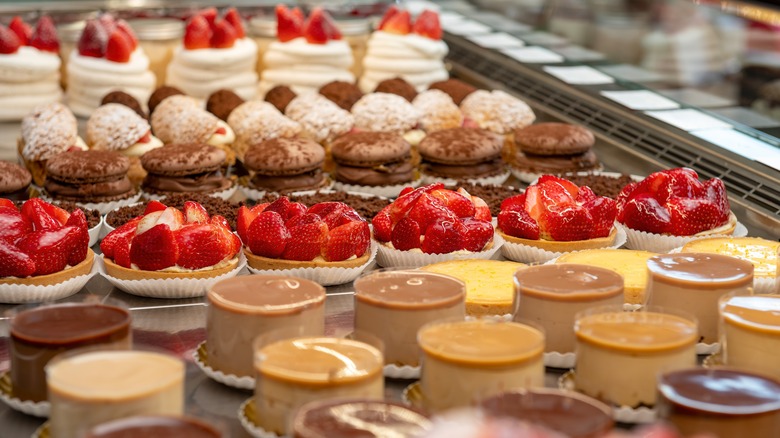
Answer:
[{"left": 0, "top": 1, "right": 779, "bottom": 437}]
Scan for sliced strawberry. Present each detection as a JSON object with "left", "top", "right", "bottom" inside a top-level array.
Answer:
[
  {"left": 537, "top": 175, "right": 579, "bottom": 197},
  {"left": 498, "top": 209, "right": 539, "bottom": 240},
  {"left": 629, "top": 171, "right": 670, "bottom": 201},
  {"left": 702, "top": 178, "right": 730, "bottom": 224},
  {"left": 538, "top": 204, "right": 592, "bottom": 241},
  {"left": 391, "top": 216, "right": 421, "bottom": 251},
  {"left": 282, "top": 221, "right": 328, "bottom": 261},
  {"left": 17, "top": 226, "right": 77, "bottom": 275},
  {"left": 0, "top": 199, "right": 14, "bottom": 209},
  {"left": 412, "top": 10, "right": 441, "bottom": 40},
  {"left": 371, "top": 209, "right": 393, "bottom": 242},
  {"left": 42, "top": 201, "right": 70, "bottom": 226},
  {"left": 9, "top": 17, "right": 31, "bottom": 46},
  {"left": 430, "top": 189, "right": 475, "bottom": 218},
  {"left": 144, "top": 200, "right": 167, "bottom": 215},
  {"left": 264, "top": 197, "right": 292, "bottom": 219},
  {"left": 175, "top": 224, "right": 227, "bottom": 270},
  {"left": 459, "top": 218, "right": 493, "bottom": 252},
  {"left": 666, "top": 198, "right": 723, "bottom": 236},
  {"left": 399, "top": 186, "right": 415, "bottom": 197},
  {"left": 0, "top": 239, "right": 35, "bottom": 277},
  {"left": 64, "top": 209, "right": 89, "bottom": 266},
  {"left": 286, "top": 212, "right": 324, "bottom": 229},
  {"left": 581, "top": 197, "right": 616, "bottom": 238},
  {"left": 211, "top": 215, "right": 241, "bottom": 257},
  {"left": 0, "top": 206, "right": 32, "bottom": 244},
  {"left": 211, "top": 19, "right": 238, "bottom": 49},
  {"left": 616, "top": 182, "right": 638, "bottom": 220},
  {"left": 98, "top": 14, "right": 117, "bottom": 34},
  {"left": 287, "top": 202, "right": 308, "bottom": 222},
  {"left": 380, "top": 9, "right": 411, "bottom": 35},
  {"left": 129, "top": 223, "right": 178, "bottom": 271},
  {"left": 77, "top": 19, "right": 107, "bottom": 57},
  {"left": 136, "top": 210, "right": 164, "bottom": 235},
  {"left": 224, "top": 8, "right": 245, "bottom": 38},
  {"left": 0, "top": 25, "right": 21, "bottom": 54},
  {"left": 388, "top": 183, "right": 445, "bottom": 223},
  {"left": 302, "top": 7, "right": 328, "bottom": 44},
  {"left": 247, "top": 211, "right": 289, "bottom": 258},
  {"left": 291, "top": 7, "right": 304, "bottom": 21},
  {"left": 115, "top": 19, "right": 138, "bottom": 50},
  {"left": 237, "top": 206, "right": 260, "bottom": 244},
  {"left": 21, "top": 199, "right": 60, "bottom": 231},
  {"left": 421, "top": 219, "right": 462, "bottom": 254},
  {"left": 500, "top": 193, "right": 527, "bottom": 213},
  {"left": 200, "top": 7, "right": 218, "bottom": 28},
  {"left": 471, "top": 196, "right": 492, "bottom": 222},
  {"left": 575, "top": 186, "right": 598, "bottom": 204},
  {"left": 276, "top": 4, "right": 303, "bottom": 43},
  {"left": 654, "top": 168, "right": 704, "bottom": 204},
  {"left": 30, "top": 16, "right": 59, "bottom": 53},
  {"left": 184, "top": 15, "right": 212, "bottom": 50},
  {"left": 377, "top": 6, "right": 400, "bottom": 30},
  {"left": 106, "top": 30, "right": 133, "bottom": 63},
  {"left": 408, "top": 193, "right": 458, "bottom": 232},
  {"left": 619, "top": 193, "right": 670, "bottom": 234},
  {"left": 113, "top": 235, "right": 132, "bottom": 268},
  {"left": 322, "top": 220, "right": 369, "bottom": 262},
  {"left": 100, "top": 217, "right": 141, "bottom": 259},
  {"left": 156, "top": 207, "right": 185, "bottom": 232},
  {"left": 183, "top": 201, "right": 209, "bottom": 224}
]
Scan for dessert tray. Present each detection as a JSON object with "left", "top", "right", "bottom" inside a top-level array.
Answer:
[
  {"left": 0, "top": 371, "right": 50, "bottom": 418},
  {"left": 558, "top": 370, "right": 656, "bottom": 424},
  {"left": 239, "top": 398, "right": 283, "bottom": 438},
  {"left": 384, "top": 364, "right": 421, "bottom": 379},
  {"left": 193, "top": 341, "right": 255, "bottom": 390}
]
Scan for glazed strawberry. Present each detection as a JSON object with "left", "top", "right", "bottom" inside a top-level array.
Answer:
[
  {"left": 286, "top": 212, "right": 325, "bottom": 229},
  {"left": 283, "top": 221, "right": 328, "bottom": 261},
  {"left": 431, "top": 188, "right": 475, "bottom": 218},
  {"left": 211, "top": 19, "right": 238, "bottom": 49},
  {"left": 77, "top": 19, "right": 107, "bottom": 57},
  {"left": 0, "top": 25, "right": 21, "bottom": 54},
  {"left": 391, "top": 216, "right": 421, "bottom": 251},
  {"left": 377, "top": 6, "right": 400, "bottom": 30},
  {"left": 115, "top": 19, "right": 138, "bottom": 50},
  {"left": 619, "top": 193, "right": 670, "bottom": 234},
  {"left": 323, "top": 220, "right": 370, "bottom": 262},
  {"left": 211, "top": 215, "right": 241, "bottom": 257},
  {"left": 184, "top": 15, "right": 212, "bottom": 50},
  {"left": 101, "top": 217, "right": 141, "bottom": 259},
  {"left": 0, "top": 199, "right": 14, "bottom": 209},
  {"left": 537, "top": 175, "right": 579, "bottom": 197},
  {"left": 247, "top": 211, "right": 290, "bottom": 258},
  {"left": 0, "top": 239, "right": 35, "bottom": 278},
  {"left": 106, "top": 30, "right": 133, "bottom": 63},
  {"left": 0, "top": 206, "right": 32, "bottom": 244},
  {"left": 412, "top": 10, "right": 442, "bottom": 40},
  {"left": 21, "top": 199, "right": 61, "bottom": 231},
  {"left": 498, "top": 209, "right": 539, "bottom": 240},
  {"left": 264, "top": 197, "right": 293, "bottom": 219},
  {"left": 199, "top": 7, "right": 218, "bottom": 28},
  {"left": 575, "top": 186, "right": 598, "bottom": 204},
  {"left": 113, "top": 235, "right": 132, "bottom": 268},
  {"left": 703, "top": 178, "right": 730, "bottom": 224},
  {"left": 303, "top": 7, "right": 341, "bottom": 44},
  {"left": 500, "top": 193, "right": 526, "bottom": 213},
  {"left": 380, "top": 9, "right": 411, "bottom": 35},
  {"left": 224, "top": 8, "right": 245, "bottom": 38},
  {"left": 175, "top": 224, "right": 227, "bottom": 270},
  {"left": 237, "top": 205, "right": 264, "bottom": 243},
  {"left": 408, "top": 193, "right": 457, "bottom": 231},
  {"left": 399, "top": 186, "right": 414, "bottom": 197},
  {"left": 372, "top": 210, "right": 393, "bottom": 242},
  {"left": 459, "top": 218, "right": 493, "bottom": 252},
  {"left": 538, "top": 205, "right": 592, "bottom": 241},
  {"left": 287, "top": 202, "right": 308, "bottom": 221},
  {"left": 385, "top": 183, "right": 444, "bottom": 223},
  {"left": 9, "top": 17, "right": 31, "bottom": 46},
  {"left": 276, "top": 4, "right": 304, "bottom": 42},
  {"left": 17, "top": 227, "right": 77, "bottom": 275},
  {"left": 422, "top": 219, "right": 461, "bottom": 254},
  {"left": 471, "top": 196, "right": 492, "bottom": 222},
  {"left": 582, "top": 197, "right": 617, "bottom": 238},
  {"left": 144, "top": 200, "right": 167, "bottom": 215},
  {"left": 183, "top": 201, "right": 209, "bottom": 224},
  {"left": 64, "top": 209, "right": 89, "bottom": 266},
  {"left": 666, "top": 198, "right": 723, "bottom": 236},
  {"left": 155, "top": 207, "right": 185, "bottom": 231},
  {"left": 129, "top": 223, "right": 178, "bottom": 271}
]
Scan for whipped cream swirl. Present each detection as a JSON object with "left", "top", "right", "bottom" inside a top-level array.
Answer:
[
  {"left": 359, "top": 31, "right": 448, "bottom": 93},
  {"left": 0, "top": 47, "right": 62, "bottom": 121}
]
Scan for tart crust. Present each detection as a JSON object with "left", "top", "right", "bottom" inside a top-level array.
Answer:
[
  {"left": 0, "top": 249, "right": 95, "bottom": 286},
  {"left": 693, "top": 212, "right": 737, "bottom": 237},
  {"left": 103, "top": 256, "right": 239, "bottom": 280},
  {"left": 497, "top": 226, "right": 618, "bottom": 252},
  {"left": 244, "top": 248, "right": 370, "bottom": 270}
]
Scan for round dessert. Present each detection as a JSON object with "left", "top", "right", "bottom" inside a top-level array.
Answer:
[
  {"left": 227, "top": 100, "right": 302, "bottom": 160},
  {"left": 555, "top": 249, "right": 658, "bottom": 305},
  {"left": 420, "top": 259, "right": 526, "bottom": 316},
  {"left": 206, "top": 88, "right": 244, "bottom": 122},
  {"left": 459, "top": 90, "right": 535, "bottom": 136},
  {"left": 657, "top": 368, "right": 780, "bottom": 438},
  {"left": 514, "top": 264, "right": 624, "bottom": 354},
  {"left": 429, "top": 78, "right": 477, "bottom": 105},
  {"left": 418, "top": 320, "right": 545, "bottom": 412},
  {"left": 47, "top": 350, "right": 184, "bottom": 438},
  {"left": 264, "top": 84, "right": 297, "bottom": 113},
  {"left": 140, "top": 143, "right": 233, "bottom": 197},
  {"left": 719, "top": 294, "right": 780, "bottom": 381},
  {"left": 647, "top": 253, "right": 754, "bottom": 344},
  {"left": 354, "top": 270, "right": 466, "bottom": 367},
  {"left": 0, "top": 160, "right": 32, "bottom": 200},
  {"left": 44, "top": 150, "right": 137, "bottom": 204},
  {"left": 512, "top": 123, "right": 600, "bottom": 177},
  {"left": 101, "top": 90, "right": 146, "bottom": 119},
  {"left": 574, "top": 308, "right": 698, "bottom": 407},
  {"left": 418, "top": 128, "right": 506, "bottom": 181},
  {"left": 412, "top": 89, "right": 463, "bottom": 133},
  {"left": 318, "top": 80, "right": 363, "bottom": 110},
  {"left": 147, "top": 85, "right": 183, "bottom": 115},
  {"left": 291, "top": 399, "right": 432, "bottom": 438},
  {"left": 243, "top": 137, "right": 326, "bottom": 194},
  {"left": 86, "top": 416, "right": 221, "bottom": 438},
  {"left": 478, "top": 389, "right": 614, "bottom": 438},
  {"left": 682, "top": 237, "right": 779, "bottom": 286},
  {"left": 254, "top": 337, "right": 384, "bottom": 435},
  {"left": 375, "top": 77, "right": 418, "bottom": 102},
  {"left": 206, "top": 275, "right": 325, "bottom": 378},
  {"left": 284, "top": 93, "right": 354, "bottom": 144},
  {"left": 10, "top": 302, "right": 131, "bottom": 403},
  {"left": 331, "top": 131, "right": 414, "bottom": 189},
  {"left": 351, "top": 92, "right": 420, "bottom": 134}
]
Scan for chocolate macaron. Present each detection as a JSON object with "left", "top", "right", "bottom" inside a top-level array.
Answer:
[
  {"left": 0, "top": 161, "right": 32, "bottom": 200},
  {"left": 331, "top": 132, "right": 414, "bottom": 190},
  {"left": 512, "top": 123, "right": 601, "bottom": 180},
  {"left": 243, "top": 137, "right": 326, "bottom": 194},
  {"left": 44, "top": 150, "right": 136, "bottom": 204},
  {"left": 418, "top": 127, "right": 507, "bottom": 182},
  {"left": 140, "top": 143, "right": 233, "bottom": 197}
]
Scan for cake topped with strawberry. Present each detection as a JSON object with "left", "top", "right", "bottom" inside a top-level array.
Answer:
[
  {"left": 359, "top": 7, "right": 448, "bottom": 93},
  {"left": 258, "top": 6, "right": 354, "bottom": 96},
  {"left": 166, "top": 7, "right": 258, "bottom": 100},
  {"left": 497, "top": 175, "right": 619, "bottom": 253},
  {"left": 66, "top": 14, "right": 156, "bottom": 117},
  {"left": 0, "top": 16, "right": 62, "bottom": 121}
]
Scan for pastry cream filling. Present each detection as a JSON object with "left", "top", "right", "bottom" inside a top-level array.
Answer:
[
  {"left": 207, "top": 120, "right": 236, "bottom": 146},
  {"left": 130, "top": 256, "right": 238, "bottom": 273},
  {"left": 123, "top": 134, "right": 163, "bottom": 157}
]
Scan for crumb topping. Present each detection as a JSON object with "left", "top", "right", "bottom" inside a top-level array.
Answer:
[{"left": 21, "top": 103, "right": 79, "bottom": 161}]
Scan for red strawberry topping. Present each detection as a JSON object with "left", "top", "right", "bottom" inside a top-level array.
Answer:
[
  {"left": 211, "top": 19, "right": 238, "bottom": 49},
  {"left": 129, "top": 223, "right": 178, "bottom": 271},
  {"left": 323, "top": 220, "right": 369, "bottom": 262},
  {"left": 0, "top": 25, "right": 21, "bottom": 54},
  {"left": 303, "top": 7, "right": 342, "bottom": 44},
  {"left": 380, "top": 9, "right": 411, "bottom": 35},
  {"left": 9, "top": 17, "right": 31, "bottom": 46},
  {"left": 77, "top": 19, "right": 107, "bottom": 57},
  {"left": 276, "top": 5, "right": 304, "bottom": 43},
  {"left": 412, "top": 10, "right": 442, "bottom": 40},
  {"left": 17, "top": 226, "right": 77, "bottom": 275},
  {"left": 184, "top": 15, "right": 212, "bottom": 50},
  {"left": 30, "top": 16, "right": 60, "bottom": 53},
  {"left": 0, "top": 239, "right": 35, "bottom": 278},
  {"left": 224, "top": 8, "right": 245, "bottom": 38},
  {"left": 391, "top": 216, "right": 421, "bottom": 251},
  {"left": 247, "top": 211, "right": 290, "bottom": 258},
  {"left": 106, "top": 30, "right": 133, "bottom": 63},
  {"left": 0, "top": 206, "right": 32, "bottom": 244}
]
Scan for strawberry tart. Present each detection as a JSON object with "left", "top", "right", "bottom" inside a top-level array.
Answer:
[
  {"left": 237, "top": 197, "right": 374, "bottom": 285},
  {"left": 497, "top": 175, "right": 622, "bottom": 263},
  {"left": 0, "top": 198, "right": 94, "bottom": 302},
  {"left": 0, "top": 16, "right": 62, "bottom": 121},
  {"left": 66, "top": 14, "right": 156, "bottom": 117},
  {"left": 166, "top": 8, "right": 258, "bottom": 100},
  {"left": 258, "top": 6, "right": 354, "bottom": 96},
  {"left": 359, "top": 8, "right": 448, "bottom": 93},
  {"left": 100, "top": 201, "right": 243, "bottom": 298},
  {"left": 371, "top": 183, "right": 500, "bottom": 267},
  {"left": 616, "top": 167, "right": 739, "bottom": 252}
]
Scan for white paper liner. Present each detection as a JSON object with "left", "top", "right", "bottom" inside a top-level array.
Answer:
[
  {"left": 332, "top": 178, "right": 421, "bottom": 199},
  {"left": 527, "top": 171, "right": 644, "bottom": 186},
  {"left": 466, "top": 313, "right": 513, "bottom": 322},
  {"left": 623, "top": 220, "right": 747, "bottom": 253},
  {"left": 247, "top": 242, "right": 377, "bottom": 286},
  {"left": 88, "top": 215, "right": 103, "bottom": 247},
  {"left": 0, "top": 371, "right": 50, "bottom": 418},
  {"left": 193, "top": 341, "right": 255, "bottom": 390},
  {"left": 754, "top": 277, "right": 778, "bottom": 294},
  {"left": 558, "top": 370, "right": 656, "bottom": 424},
  {"left": 420, "top": 171, "right": 511, "bottom": 187},
  {"left": 402, "top": 381, "right": 423, "bottom": 408},
  {"left": 500, "top": 224, "right": 627, "bottom": 264},
  {"left": 287, "top": 188, "right": 385, "bottom": 200},
  {"left": 239, "top": 398, "right": 284, "bottom": 438},
  {"left": 544, "top": 351, "right": 576, "bottom": 368},
  {"left": 512, "top": 166, "right": 605, "bottom": 184},
  {"left": 384, "top": 364, "right": 421, "bottom": 379},
  {"left": 41, "top": 192, "right": 142, "bottom": 216},
  {"left": 0, "top": 260, "right": 98, "bottom": 304},
  {"left": 98, "top": 253, "right": 246, "bottom": 299},
  {"left": 375, "top": 232, "right": 504, "bottom": 268},
  {"left": 142, "top": 184, "right": 237, "bottom": 202},
  {"left": 32, "top": 422, "right": 48, "bottom": 438},
  {"left": 696, "top": 342, "right": 720, "bottom": 355},
  {"left": 239, "top": 180, "right": 337, "bottom": 201},
  {"left": 702, "top": 351, "right": 723, "bottom": 368},
  {"left": 238, "top": 184, "right": 266, "bottom": 201}
]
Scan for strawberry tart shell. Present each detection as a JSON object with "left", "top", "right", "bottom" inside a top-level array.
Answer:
[
  {"left": 102, "top": 256, "right": 240, "bottom": 281},
  {"left": 497, "top": 226, "right": 618, "bottom": 253},
  {"left": 243, "top": 248, "right": 370, "bottom": 270},
  {"left": 0, "top": 249, "right": 95, "bottom": 287}
]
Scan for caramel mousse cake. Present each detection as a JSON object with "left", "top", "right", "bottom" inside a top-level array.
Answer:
[
  {"left": 647, "top": 253, "right": 754, "bottom": 344},
  {"left": 47, "top": 350, "right": 184, "bottom": 438},
  {"left": 291, "top": 399, "right": 432, "bottom": 438},
  {"left": 657, "top": 368, "right": 780, "bottom": 438},
  {"left": 353, "top": 269, "right": 465, "bottom": 367},
  {"left": 86, "top": 416, "right": 221, "bottom": 438},
  {"left": 418, "top": 127, "right": 508, "bottom": 184},
  {"left": 206, "top": 275, "right": 325, "bottom": 378},
  {"left": 140, "top": 143, "right": 234, "bottom": 198},
  {"left": 418, "top": 319, "right": 545, "bottom": 412},
  {"left": 574, "top": 309, "right": 698, "bottom": 407},
  {"left": 719, "top": 294, "right": 780, "bottom": 381},
  {"left": 682, "top": 237, "right": 779, "bottom": 292},
  {"left": 242, "top": 137, "right": 327, "bottom": 195},
  {"left": 254, "top": 337, "right": 384, "bottom": 435},
  {"left": 514, "top": 264, "right": 624, "bottom": 355},
  {"left": 10, "top": 302, "right": 131, "bottom": 403}
]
